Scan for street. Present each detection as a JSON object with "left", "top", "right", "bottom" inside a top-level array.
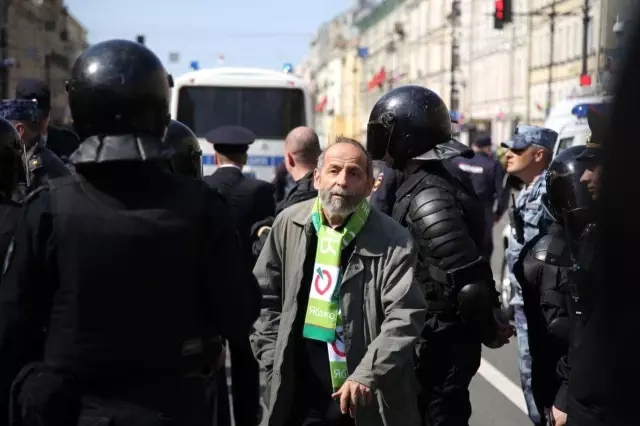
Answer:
[
  {"left": 223, "top": 216, "right": 531, "bottom": 425},
  {"left": 469, "top": 213, "right": 529, "bottom": 425}
]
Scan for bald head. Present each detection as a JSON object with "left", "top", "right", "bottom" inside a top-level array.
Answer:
[{"left": 284, "top": 126, "right": 321, "bottom": 167}]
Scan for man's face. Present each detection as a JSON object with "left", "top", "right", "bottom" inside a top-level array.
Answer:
[
  {"left": 505, "top": 145, "right": 545, "bottom": 174},
  {"left": 314, "top": 143, "right": 373, "bottom": 217},
  {"left": 580, "top": 163, "right": 602, "bottom": 200}
]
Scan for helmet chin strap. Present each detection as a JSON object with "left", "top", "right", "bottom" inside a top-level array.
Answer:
[{"left": 20, "top": 140, "right": 30, "bottom": 189}]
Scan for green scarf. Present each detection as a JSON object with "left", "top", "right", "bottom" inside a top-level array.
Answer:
[{"left": 303, "top": 196, "right": 370, "bottom": 391}]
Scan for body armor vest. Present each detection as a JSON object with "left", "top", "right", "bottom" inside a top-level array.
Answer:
[
  {"left": 44, "top": 173, "right": 216, "bottom": 380},
  {"left": 391, "top": 160, "right": 489, "bottom": 313}
]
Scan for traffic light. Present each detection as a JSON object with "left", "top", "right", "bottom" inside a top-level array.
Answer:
[
  {"left": 494, "top": 0, "right": 513, "bottom": 30},
  {"left": 136, "top": 35, "right": 145, "bottom": 45}
]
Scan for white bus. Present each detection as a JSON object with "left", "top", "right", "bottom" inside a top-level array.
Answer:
[{"left": 170, "top": 67, "right": 313, "bottom": 182}]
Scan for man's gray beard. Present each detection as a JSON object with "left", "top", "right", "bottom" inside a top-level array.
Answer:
[{"left": 319, "top": 189, "right": 362, "bottom": 218}]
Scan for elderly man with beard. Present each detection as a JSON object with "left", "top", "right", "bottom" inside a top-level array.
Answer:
[{"left": 251, "top": 136, "right": 427, "bottom": 426}]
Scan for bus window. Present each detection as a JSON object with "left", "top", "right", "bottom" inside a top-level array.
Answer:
[
  {"left": 176, "top": 86, "right": 306, "bottom": 139},
  {"left": 555, "top": 137, "right": 574, "bottom": 155}
]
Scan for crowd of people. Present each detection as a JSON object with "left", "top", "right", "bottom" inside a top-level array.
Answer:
[{"left": 0, "top": 32, "right": 625, "bottom": 426}]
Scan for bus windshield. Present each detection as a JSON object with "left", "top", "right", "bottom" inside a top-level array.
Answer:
[{"left": 176, "top": 86, "right": 306, "bottom": 139}]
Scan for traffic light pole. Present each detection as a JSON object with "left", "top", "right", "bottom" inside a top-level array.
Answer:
[
  {"left": 546, "top": 3, "right": 556, "bottom": 117},
  {"left": 581, "top": 0, "right": 590, "bottom": 77}
]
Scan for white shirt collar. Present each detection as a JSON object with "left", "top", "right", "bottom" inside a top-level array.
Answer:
[{"left": 217, "top": 164, "right": 242, "bottom": 171}]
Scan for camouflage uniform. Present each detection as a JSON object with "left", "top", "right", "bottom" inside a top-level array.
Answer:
[{"left": 502, "top": 126, "right": 556, "bottom": 425}]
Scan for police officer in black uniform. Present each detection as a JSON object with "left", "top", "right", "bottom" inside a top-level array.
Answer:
[
  {"left": 0, "top": 39, "right": 260, "bottom": 425},
  {"left": 513, "top": 145, "right": 593, "bottom": 425},
  {"left": 369, "top": 163, "right": 405, "bottom": 215},
  {"left": 556, "top": 106, "right": 606, "bottom": 426},
  {"left": 0, "top": 99, "right": 71, "bottom": 201},
  {"left": 203, "top": 125, "right": 271, "bottom": 426},
  {"left": 164, "top": 119, "right": 203, "bottom": 179},
  {"left": 0, "top": 118, "right": 25, "bottom": 274},
  {"left": 15, "top": 78, "right": 81, "bottom": 163},
  {"left": 164, "top": 118, "right": 231, "bottom": 425},
  {"left": 366, "top": 85, "right": 514, "bottom": 426},
  {"left": 451, "top": 136, "right": 508, "bottom": 259}
]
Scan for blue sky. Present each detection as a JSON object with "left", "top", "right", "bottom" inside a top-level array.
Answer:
[{"left": 64, "top": 0, "right": 350, "bottom": 78}]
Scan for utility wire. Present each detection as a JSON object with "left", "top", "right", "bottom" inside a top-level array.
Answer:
[{"left": 86, "top": 30, "right": 313, "bottom": 39}]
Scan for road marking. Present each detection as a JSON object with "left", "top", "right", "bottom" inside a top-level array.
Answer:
[{"left": 477, "top": 357, "right": 528, "bottom": 414}]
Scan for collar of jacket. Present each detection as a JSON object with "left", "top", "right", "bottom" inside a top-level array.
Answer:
[{"left": 289, "top": 199, "right": 384, "bottom": 258}]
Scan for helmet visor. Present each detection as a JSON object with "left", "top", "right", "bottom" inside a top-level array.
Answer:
[
  {"left": 546, "top": 163, "right": 592, "bottom": 216},
  {"left": 366, "top": 121, "right": 391, "bottom": 160}
]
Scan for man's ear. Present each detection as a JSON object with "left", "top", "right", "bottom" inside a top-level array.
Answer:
[
  {"left": 313, "top": 168, "right": 320, "bottom": 190},
  {"left": 286, "top": 152, "right": 295, "bottom": 168},
  {"left": 14, "top": 122, "right": 25, "bottom": 140}
]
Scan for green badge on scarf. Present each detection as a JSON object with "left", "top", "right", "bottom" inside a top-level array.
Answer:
[{"left": 303, "top": 196, "right": 370, "bottom": 390}]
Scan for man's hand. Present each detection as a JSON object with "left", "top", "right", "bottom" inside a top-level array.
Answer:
[
  {"left": 484, "top": 308, "right": 515, "bottom": 349},
  {"left": 257, "top": 226, "right": 271, "bottom": 237},
  {"left": 552, "top": 406, "right": 567, "bottom": 426},
  {"left": 331, "top": 380, "right": 373, "bottom": 417}
]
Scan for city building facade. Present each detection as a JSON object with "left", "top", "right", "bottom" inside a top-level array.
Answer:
[
  {"left": 305, "top": 2, "right": 374, "bottom": 147},
  {"left": 463, "top": 0, "right": 531, "bottom": 145},
  {"left": 356, "top": 0, "right": 462, "bottom": 143},
  {"left": 1, "top": 0, "right": 88, "bottom": 123},
  {"left": 305, "top": 0, "right": 635, "bottom": 145}
]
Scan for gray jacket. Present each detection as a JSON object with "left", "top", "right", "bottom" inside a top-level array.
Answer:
[{"left": 251, "top": 198, "right": 426, "bottom": 426}]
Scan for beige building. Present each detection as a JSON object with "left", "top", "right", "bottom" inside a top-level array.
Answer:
[
  {"left": 304, "top": 3, "right": 373, "bottom": 146},
  {"left": 2, "top": 0, "right": 88, "bottom": 122},
  {"left": 528, "top": 0, "right": 633, "bottom": 125},
  {"left": 462, "top": 0, "right": 530, "bottom": 145},
  {"left": 356, "top": 0, "right": 462, "bottom": 142},
  {"left": 308, "top": 0, "right": 634, "bottom": 142}
]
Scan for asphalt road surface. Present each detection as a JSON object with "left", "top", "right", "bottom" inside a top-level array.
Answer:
[{"left": 223, "top": 216, "right": 532, "bottom": 426}]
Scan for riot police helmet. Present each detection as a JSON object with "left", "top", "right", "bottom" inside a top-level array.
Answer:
[
  {"left": 0, "top": 117, "right": 23, "bottom": 196},
  {"left": 366, "top": 85, "right": 453, "bottom": 167},
  {"left": 67, "top": 39, "right": 174, "bottom": 165},
  {"left": 163, "top": 119, "right": 203, "bottom": 179},
  {"left": 542, "top": 145, "right": 593, "bottom": 236}
]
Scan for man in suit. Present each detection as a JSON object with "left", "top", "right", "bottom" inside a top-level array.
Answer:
[
  {"left": 15, "top": 78, "right": 80, "bottom": 163},
  {"left": 203, "top": 124, "right": 274, "bottom": 426}
]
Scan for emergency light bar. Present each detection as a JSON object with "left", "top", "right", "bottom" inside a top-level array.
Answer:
[{"left": 571, "top": 103, "right": 610, "bottom": 119}]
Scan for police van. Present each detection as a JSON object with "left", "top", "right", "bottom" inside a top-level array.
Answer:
[
  {"left": 545, "top": 95, "right": 612, "bottom": 158},
  {"left": 169, "top": 67, "right": 313, "bottom": 182}
]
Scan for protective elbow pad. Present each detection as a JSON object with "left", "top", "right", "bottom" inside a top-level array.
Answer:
[
  {"left": 548, "top": 317, "right": 571, "bottom": 343},
  {"left": 458, "top": 283, "right": 494, "bottom": 325}
]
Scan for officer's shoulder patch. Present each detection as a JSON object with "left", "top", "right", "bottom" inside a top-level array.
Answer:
[
  {"left": 28, "top": 154, "right": 42, "bottom": 170},
  {"left": 373, "top": 172, "right": 384, "bottom": 192}
]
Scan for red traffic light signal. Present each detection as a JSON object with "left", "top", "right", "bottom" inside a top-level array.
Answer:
[
  {"left": 496, "top": 0, "right": 504, "bottom": 20},
  {"left": 494, "top": 0, "right": 513, "bottom": 30},
  {"left": 580, "top": 74, "right": 592, "bottom": 87}
]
